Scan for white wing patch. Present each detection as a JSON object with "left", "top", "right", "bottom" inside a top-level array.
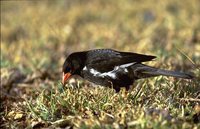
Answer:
[
  {"left": 84, "top": 63, "right": 135, "bottom": 79},
  {"left": 118, "top": 62, "right": 135, "bottom": 68},
  {"left": 83, "top": 66, "right": 87, "bottom": 71},
  {"left": 89, "top": 68, "right": 117, "bottom": 79}
]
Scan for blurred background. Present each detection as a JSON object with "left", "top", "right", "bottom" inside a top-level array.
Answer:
[
  {"left": 1, "top": 0, "right": 200, "bottom": 96},
  {"left": 1, "top": 0, "right": 200, "bottom": 128},
  {"left": 1, "top": 0, "right": 199, "bottom": 73},
  {"left": 1, "top": 0, "right": 200, "bottom": 99}
]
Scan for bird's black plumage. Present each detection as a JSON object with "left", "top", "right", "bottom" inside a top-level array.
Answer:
[{"left": 62, "top": 49, "right": 193, "bottom": 92}]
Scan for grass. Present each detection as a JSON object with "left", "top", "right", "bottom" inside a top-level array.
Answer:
[{"left": 1, "top": 0, "right": 200, "bottom": 128}]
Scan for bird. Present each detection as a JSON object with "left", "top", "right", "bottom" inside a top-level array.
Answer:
[{"left": 62, "top": 49, "right": 193, "bottom": 92}]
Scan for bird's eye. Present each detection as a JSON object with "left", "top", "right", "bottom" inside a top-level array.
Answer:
[
  {"left": 64, "top": 67, "right": 71, "bottom": 73},
  {"left": 66, "top": 67, "right": 71, "bottom": 72}
]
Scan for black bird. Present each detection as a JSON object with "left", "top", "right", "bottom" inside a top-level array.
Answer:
[{"left": 62, "top": 49, "right": 193, "bottom": 92}]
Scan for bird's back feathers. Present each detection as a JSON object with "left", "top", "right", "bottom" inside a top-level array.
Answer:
[{"left": 86, "top": 49, "right": 156, "bottom": 72}]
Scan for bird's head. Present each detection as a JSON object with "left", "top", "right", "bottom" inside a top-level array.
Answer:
[{"left": 62, "top": 52, "right": 85, "bottom": 85}]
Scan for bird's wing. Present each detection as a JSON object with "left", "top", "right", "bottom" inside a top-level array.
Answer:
[{"left": 86, "top": 49, "right": 156, "bottom": 72}]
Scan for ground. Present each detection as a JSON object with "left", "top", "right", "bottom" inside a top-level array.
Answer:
[{"left": 1, "top": 0, "right": 200, "bottom": 128}]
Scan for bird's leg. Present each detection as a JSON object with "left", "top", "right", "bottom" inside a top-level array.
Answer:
[
  {"left": 125, "top": 85, "right": 130, "bottom": 91},
  {"left": 107, "top": 80, "right": 118, "bottom": 92},
  {"left": 115, "top": 87, "right": 121, "bottom": 93}
]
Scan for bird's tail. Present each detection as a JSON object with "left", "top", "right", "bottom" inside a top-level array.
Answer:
[{"left": 131, "top": 64, "right": 193, "bottom": 79}]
